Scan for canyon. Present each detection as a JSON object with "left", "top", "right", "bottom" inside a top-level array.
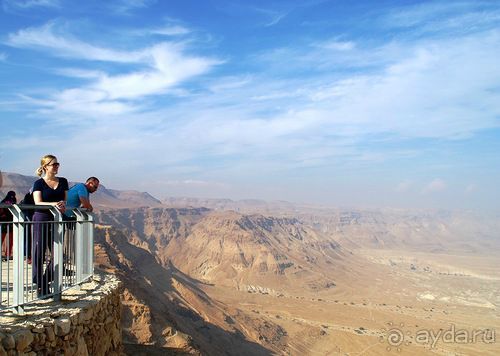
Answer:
[
  {"left": 94, "top": 205, "right": 500, "bottom": 355},
  {"left": 2, "top": 172, "right": 499, "bottom": 355}
]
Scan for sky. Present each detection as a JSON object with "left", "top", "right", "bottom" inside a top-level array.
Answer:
[{"left": 0, "top": 0, "right": 499, "bottom": 212}]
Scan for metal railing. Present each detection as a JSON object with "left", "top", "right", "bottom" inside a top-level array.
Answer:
[{"left": 0, "top": 204, "right": 94, "bottom": 314}]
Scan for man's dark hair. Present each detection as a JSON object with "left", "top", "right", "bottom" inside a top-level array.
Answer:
[{"left": 86, "top": 177, "right": 99, "bottom": 183}]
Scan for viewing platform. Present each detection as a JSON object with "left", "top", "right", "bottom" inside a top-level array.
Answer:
[
  {"left": 0, "top": 273, "right": 122, "bottom": 355},
  {"left": 0, "top": 204, "right": 123, "bottom": 354},
  {"left": 1, "top": 205, "right": 93, "bottom": 313}
]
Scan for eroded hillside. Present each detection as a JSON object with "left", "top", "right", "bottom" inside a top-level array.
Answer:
[{"left": 95, "top": 207, "right": 500, "bottom": 355}]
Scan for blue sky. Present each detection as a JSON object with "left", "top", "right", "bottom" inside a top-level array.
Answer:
[{"left": 1, "top": 0, "right": 499, "bottom": 212}]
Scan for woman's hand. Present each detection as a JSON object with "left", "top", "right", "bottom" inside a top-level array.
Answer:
[{"left": 55, "top": 200, "right": 66, "bottom": 213}]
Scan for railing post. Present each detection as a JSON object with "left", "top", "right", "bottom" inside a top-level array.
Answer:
[
  {"left": 51, "top": 207, "right": 63, "bottom": 302},
  {"left": 10, "top": 205, "right": 25, "bottom": 315},
  {"left": 74, "top": 209, "right": 84, "bottom": 284},
  {"left": 87, "top": 212, "right": 94, "bottom": 277}
]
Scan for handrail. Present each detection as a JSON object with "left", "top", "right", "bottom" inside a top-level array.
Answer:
[{"left": 0, "top": 204, "right": 94, "bottom": 314}]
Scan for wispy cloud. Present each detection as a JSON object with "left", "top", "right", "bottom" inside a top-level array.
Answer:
[
  {"left": 265, "top": 12, "right": 287, "bottom": 27},
  {"left": 54, "top": 68, "right": 104, "bottom": 79},
  {"left": 109, "top": 0, "right": 155, "bottom": 15},
  {"left": 0, "top": 52, "right": 6, "bottom": 61},
  {"left": 422, "top": 179, "right": 447, "bottom": 194},
  {"left": 92, "top": 42, "right": 220, "bottom": 100},
  {"left": 2, "top": 0, "right": 60, "bottom": 11},
  {"left": 208, "top": 76, "right": 252, "bottom": 93},
  {"left": 6, "top": 22, "right": 145, "bottom": 62},
  {"left": 383, "top": 1, "right": 500, "bottom": 35},
  {"left": 314, "top": 39, "right": 355, "bottom": 51},
  {"left": 7, "top": 16, "right": 500, "bottom": 169},
  {"left": 255, "top": 31, "right": 500, "bottom": 140},
  {"left": 251, "top": 7, "right": 289, "bottom": 27},
  {"left": 5, "top": 22, "right": 221, "bottom": 120},
  {"left": 150, "top": 25, "right": 190, "bottom": 36}
]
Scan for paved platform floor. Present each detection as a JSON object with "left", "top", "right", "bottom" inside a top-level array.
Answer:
[
  {"left": 1, "top": 260, "right": 76, "bottom": 308},
  {"left": 1, "top": 259, "right": 37, "bottom": 307}
]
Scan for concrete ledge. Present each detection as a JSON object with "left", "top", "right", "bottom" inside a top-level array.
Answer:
[{"left": 0, "top": 273, "right": 122, "bottom": 355}]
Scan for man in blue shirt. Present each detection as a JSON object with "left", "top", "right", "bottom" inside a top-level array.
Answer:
[
  {"left": 66, "top": 177, "right": 99, "bottom": 216},
  {"left": 63, "top": 177, "right": 99, "bottom": 277}
]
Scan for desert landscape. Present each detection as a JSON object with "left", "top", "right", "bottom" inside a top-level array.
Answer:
[
  {"left": 3, "top": 2, "right": 500, "bottom": 355},
  {"left": 92, "top": 200, "right": 499, "bottom": 355},
  {"left": 2, "top": 172, "right": 499, "bottom": 355}
]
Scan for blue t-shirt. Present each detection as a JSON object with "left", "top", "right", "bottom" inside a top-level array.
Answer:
[{"left": 66, "top": 183, "right": 89, "bottom": 216}]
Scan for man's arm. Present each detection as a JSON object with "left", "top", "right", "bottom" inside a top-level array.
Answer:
[{"left": 79, "top": 196, "right": 93, "bottom": 212}]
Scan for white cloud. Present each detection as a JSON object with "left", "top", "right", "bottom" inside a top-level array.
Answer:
[
  {"left": 43, "top": 88, "right": 135, "bottom": 117},
  {"left": 257, "top": 30, "right": 500, "bottom": 140},
  {"left": 151, "top": 25, "right": 190, "bottom": 36},
  {"left": 92, "top": 25, "right": 498, "bottom": 172},
  {"left": 6, "top": 23, "right": 221, "bottom": 119},
  {"left": 265, "top": 12, "right": 287, "bottom": 27},
  {"left": 110, "top": 0, "right": 155, "bottom": 14},
  {"left": 422, "top": 179, "right": 447, "bottom": 194},
  {"left": 7, "top": 22, "right": 145, "bottom": 63},
  {"left": 2, "top": 0, "right": 60, "bottom": 10},
  {"left": 93, "top": 43, "right": 219, "bottom": 100},
  {"left": 395, "top": 180, "right": 413, "bottom": 193},
  {"left": 0, "top": 52, "right": 7, "bottom": 61},
  {"left": 315, "top": 39, "right": 355, "bottom": 51},
  {"left": 384, "top": 1, "right": 500, "bottom": 32},
  {"left": 208, "top": 76, "right": 252, "bottom": 93},
  {"left": 55, "top": 68, "right": 104, "bottom": 79},
  {"left": 11, "top": 25, "right": 500, "bottom": 176},
  {"left": 252, "top": 7, "right": 289, "bottom": 27}
]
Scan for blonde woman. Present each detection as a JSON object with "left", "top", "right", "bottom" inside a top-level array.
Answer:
[{"left": 32, "top": 154, "right": 68, "bottom": 297}]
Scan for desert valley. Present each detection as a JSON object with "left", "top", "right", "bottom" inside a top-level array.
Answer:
[{"left": 2, "top": 172, "right": 499, "bottom": 355}]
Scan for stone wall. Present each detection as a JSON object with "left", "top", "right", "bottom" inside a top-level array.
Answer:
[{"left": 0, "top": 273, "right": 122, "bottom": 356}]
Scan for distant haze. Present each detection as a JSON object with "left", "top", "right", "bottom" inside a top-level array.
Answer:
[{"left": 1, "top": 1, "right": 499, "bottom": 213}]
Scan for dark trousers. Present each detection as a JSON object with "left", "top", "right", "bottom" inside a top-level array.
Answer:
[
  {"left": 32, "top": 212, "right": 54, "bottom": 295},
  {"left": 1, "top": 226, "right": 13, "bottom": 257},
  {"left": 24, "top": 213, "right": 33, "bottom": 260}
]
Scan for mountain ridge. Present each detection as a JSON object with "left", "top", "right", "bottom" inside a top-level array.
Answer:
[{"left": 4, "top": 170, "right": 500, "bottom": 355}]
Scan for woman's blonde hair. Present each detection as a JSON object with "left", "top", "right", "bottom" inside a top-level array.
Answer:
[{"left": 35, "top": 154, "right": 57, "bottom": 177}]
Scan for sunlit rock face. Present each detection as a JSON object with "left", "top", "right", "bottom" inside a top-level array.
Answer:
[{"left": 94, "top": 205, "right": 500, "bottom": 355}]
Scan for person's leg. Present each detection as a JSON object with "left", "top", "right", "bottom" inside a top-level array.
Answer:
[
  {"left": 33, "top": 212, "right": 53, "bottom": 297},
  {"left": 6, "top": 226, "right": 13, "bottom": 257},
  {"left": 24, "top": 221, "right": 32, "bottom": 263},
  {"left": 63, "top": 218, "right": 76, "bottom": 276},
  {"left": 32, "top": 213, "right": 44, "bottom": 293},
  {"left": 1, "top": 225, "right": 11, "bottom": 259},
  {"left": 1, "top": 229, "right": 6, "bottom": 259},
  {"left": 42, "top": 222, "right": 54, "bottom": 295}
]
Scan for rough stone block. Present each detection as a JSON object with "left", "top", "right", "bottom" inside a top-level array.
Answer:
[
  {"left": 45, "top": 327, "right": 55, "bottom": 342},
  {"left": 55, "top": 317, "right": 71, "bottom": 336},
  {"left": 1, "top": 335, "right": 14, "bottom": 350},
  {"left": 14, "top": 329, "right": 34, "bottom": 352}
]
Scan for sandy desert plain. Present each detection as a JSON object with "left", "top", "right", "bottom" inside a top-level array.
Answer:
[{"left": 205, "top": 249, "right": 500, "bottom": 355}]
